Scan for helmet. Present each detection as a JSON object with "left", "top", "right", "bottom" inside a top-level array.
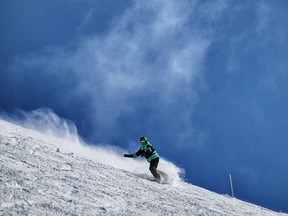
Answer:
[{"left": 140, "top": 137, "right": 147, "bottom": 143}]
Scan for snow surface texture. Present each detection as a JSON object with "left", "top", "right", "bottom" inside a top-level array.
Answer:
[{"left": 0, "top": 120, "right": 286, "bottom": 216}]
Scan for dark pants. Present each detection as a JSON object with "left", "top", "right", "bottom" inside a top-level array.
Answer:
[{"left": 149, "top": 157, "right": 160, "bottom": 179}]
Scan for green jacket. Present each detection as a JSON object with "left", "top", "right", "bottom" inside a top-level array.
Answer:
[{"left": 132, "top": 141, "right": 159, "bottom": 163}]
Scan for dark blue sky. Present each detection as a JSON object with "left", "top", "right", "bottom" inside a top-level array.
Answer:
[{"left": 1, "top": 0, "right": 288, "bottom": 212}]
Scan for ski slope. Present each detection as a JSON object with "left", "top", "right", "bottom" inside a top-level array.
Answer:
[{"left": 0, "top": 119, "right": 286, "bottom": 216}]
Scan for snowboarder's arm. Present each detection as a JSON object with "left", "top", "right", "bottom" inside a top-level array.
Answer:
[
  {"left": 133, "top": 148, "right": 144, "bottom": 158},
  {"left": 123, "top": 148, "right": 144, "bottom": 158},
  {"left": 123, "top": 154, "right": 133, "bottom": 158}
]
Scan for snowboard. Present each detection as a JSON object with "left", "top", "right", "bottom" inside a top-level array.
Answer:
[
  {"left": 156, "top": 170, "right": 170, "bottom": 184},
  {"left": 135, "top": 170, "right": 170, "bottom": 184}
]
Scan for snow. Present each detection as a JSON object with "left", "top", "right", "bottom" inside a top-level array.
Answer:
[{"left": 0, "top": 119, "right": 286, "bottom": 216}]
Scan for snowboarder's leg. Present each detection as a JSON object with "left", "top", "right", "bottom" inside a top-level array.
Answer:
[{"left": 149, "top": 158, "right": 160, "bottom": 179}]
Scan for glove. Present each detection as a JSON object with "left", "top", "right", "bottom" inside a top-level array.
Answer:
[{"left": 124, "top": 154, "right": 133, "bottom": 158}]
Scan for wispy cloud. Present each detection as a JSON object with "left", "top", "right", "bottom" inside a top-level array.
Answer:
[{"left": 8, "top": 0, "right": 227, "bottom": 146}]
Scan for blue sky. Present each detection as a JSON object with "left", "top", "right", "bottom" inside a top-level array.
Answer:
[{"left": 1, "top": 0, "right": 288, "bottom": 212}]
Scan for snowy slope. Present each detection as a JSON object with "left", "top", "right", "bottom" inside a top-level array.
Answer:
[{"left": 0, "top": 120, "right": 286, "bottom": 216}]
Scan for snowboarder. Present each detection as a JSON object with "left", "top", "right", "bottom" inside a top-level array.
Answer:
[{"left": 124, "top": 137, "right": 160, "bottom": 179}]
